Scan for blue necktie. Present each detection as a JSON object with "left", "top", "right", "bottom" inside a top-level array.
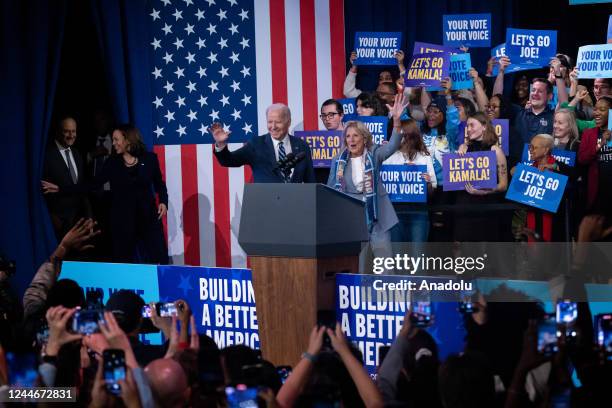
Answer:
[{"left": 278, "top": 141, "right": 290, "bottom": 182}]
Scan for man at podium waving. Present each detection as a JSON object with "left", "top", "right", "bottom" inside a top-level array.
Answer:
[{"left": 211, "top": 103, "right": 316, "bottom": 183}]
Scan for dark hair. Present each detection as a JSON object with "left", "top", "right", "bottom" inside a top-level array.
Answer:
[
  {"left": 399, "top": 119, "right": 429, "bottom": 160},
  {"left": 455, "top": 97, "right": 476, "bottom": 118},
  {"left": 321, "top": 99, "right": 343, "bottom": 115},
  {"left": 467, "top": 112, "right": 498, "bottom": 148},
  {"left": 378, "top": 67, "right": 399, "bottom": 82},
  {"left": 220, "top": 345, "right": 261, "bottom": 386},
  {"left": 356, "top": 92, "right": 387, "bottom": 116},
  {"left": 489, "top": 94, "right": 512, "bottom": 119},
  {"left": 113, "top": 123, "right": 146, "bottom": 156},
  {"left": 46, "top": 279, "right": 85, "bottom": 308},
  {"left": 598, "top": 95, "right": 612, "bottom": 108},
  {"left": 422, "top": 97, "right": 447, "bottom": 135},
  {"left": 296, "top": 347, "right": 365, "bottom": 408},
  {"left": 532, "top": 77, "right": 553, "bottom": 95},
  {"left": 439, "top": 351, "right": 496, "bottom": 408}
]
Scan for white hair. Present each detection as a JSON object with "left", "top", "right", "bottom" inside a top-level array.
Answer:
[
  {"left": 533, "top": 133, "right": 554, "bottom": 150},
  {"left": 266, "top": 103, "right": 291, "bottom": 122}
]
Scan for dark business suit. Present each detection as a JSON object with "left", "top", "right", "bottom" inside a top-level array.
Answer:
[
  {"left": 213, "top": 133, "right": 316, "bottom": 183},
  {"left": 61, "top": 152, "right": 169, "bottom": 264},
  {"left": 43, "top": 143, "right": 91, "bottom": 238}
]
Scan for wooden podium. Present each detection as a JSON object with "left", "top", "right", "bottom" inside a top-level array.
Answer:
[{"left": 238, "top": 184, "right": 367, "bottom": 366}]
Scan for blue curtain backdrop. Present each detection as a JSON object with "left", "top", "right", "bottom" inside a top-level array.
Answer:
[
  {"left": 0, "top": 0, "right": 67, "bottom": 295},
  {"left": 90, "top": 0, "right": 154, "bottom": 148},
  {"left": 343, "top": 0, "right": 516, "bottom": 93}
]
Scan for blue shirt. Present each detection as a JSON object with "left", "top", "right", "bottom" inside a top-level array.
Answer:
[{"left": 510, "top": 104, "right": 554, "bottom": 144}]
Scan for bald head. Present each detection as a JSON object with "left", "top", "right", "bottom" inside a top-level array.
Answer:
[{"left": 145, "top": 358, "right": 190, "bottom": 408}]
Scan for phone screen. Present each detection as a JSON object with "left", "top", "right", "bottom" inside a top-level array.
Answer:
[
  {"left": 158, "top": 302, "right": 178, "bottom": 317},
  {"left": 276, "top": 366, "right": 292, "bottom": 384},
  {"left": 6, "top": 352, "right": 38, "bottom": 387},
  {"left": 537, "top": 316, "right": 559, "bottom": 357},
  {"left": 225, "top": 385, "right": 258, "bottom": 408},
  {"left": 410, "top": 301, "right": 432, "bottom": 327},
  {"left": 141, "top": 304, "right": 153, "bottom": 318},
  {"left": 597, "top": 314, "right": 612, "bottom": 361},
  {"left": 72, "top": 309, "right": 102, "bottom": 334},
  {"left": 103, "top": 349, "right": 126, "bottom": 395},
  {"left": 556, "top": 301, "right": 577, "bottom": 324}
]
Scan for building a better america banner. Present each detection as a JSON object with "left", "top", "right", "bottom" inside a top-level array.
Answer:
[{"left": 149, "top": 0, "right": 346, "bottom": 268}]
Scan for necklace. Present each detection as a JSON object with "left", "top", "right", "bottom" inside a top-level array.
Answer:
[{"left": 123, "top": 155, "right": 138, "bottom": 167}]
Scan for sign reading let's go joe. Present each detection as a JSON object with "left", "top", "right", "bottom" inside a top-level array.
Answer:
[
  {"left": 505, "top": 28, "right": 557, "bottom": 66},
  {"left": 505, "top": 164, "right": 568, "bottom": 213},
  {"left": 354, "top": 32, "right": 402, "bottom": 65}
]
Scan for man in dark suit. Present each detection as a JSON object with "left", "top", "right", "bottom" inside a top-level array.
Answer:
[
  {"left": 212, "top": 104, "right": 316, "bottom": 183},
  {"left": 43, "top": 116, "right": 91, "bottom": 239}
]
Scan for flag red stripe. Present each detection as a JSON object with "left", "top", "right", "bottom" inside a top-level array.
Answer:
[
  {"left": 212, "top": 148, "right": 231, "bottom": 267},
  {"left": 243, "top": 165, "right": 253, "bottom": 269},
  {"left": 269, "top": 0, "right": 288, "bottom": 104},
  {"left": 299, "top": 0, "right": 319, "bottom": 130},
  {"left": 180, "top": 145, "right": 200, "bottom": 265},
  {"left": 153, "top": 145, "right": 168, "bottom": 243},
  {"left": 329, "top": 0, "right": 345, "bottom": 99}
]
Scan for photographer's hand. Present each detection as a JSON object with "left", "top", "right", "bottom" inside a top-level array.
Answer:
[{"left": 45, "top": 306, "right": 82, "bottom": 356}]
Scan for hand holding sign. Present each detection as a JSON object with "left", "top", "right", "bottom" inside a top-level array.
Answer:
[
  {"left": 350, "top": 50, "right": 358, "bottom": 67},
  {"left": 210, "top": 122, "right": 230, "bottom": 148}
]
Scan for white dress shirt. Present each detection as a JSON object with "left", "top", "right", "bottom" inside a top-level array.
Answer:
[{"left": 55, "top": 140, "right": 78, "bottom": 180}]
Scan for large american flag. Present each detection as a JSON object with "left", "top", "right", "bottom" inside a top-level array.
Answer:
[{"left": 150, "top": 0, "right": 345, "bottom": 267}]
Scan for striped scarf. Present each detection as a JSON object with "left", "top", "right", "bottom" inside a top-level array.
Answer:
[{"left": 334, "top": 148, "right": 378, "bottom": 231}]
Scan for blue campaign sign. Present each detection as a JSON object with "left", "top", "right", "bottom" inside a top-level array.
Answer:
[
  {"left": 443, "top": 151, "right": 498, "bottom": 191},
  {"left": 520, "top": 143, "right": 576, "bottom": 167},
  {"left": 295, "top": 130, "right": 343, "bottom": 168},
  {"left": 609, "top": 110, "right": 612, "bottom": 130},
  {"left": 404, "top": 52, "right": 451, "bottom": 88},
  {"left": 576, "top": 44, "right": 612, "bottom": 79},
  {"left": 338, "top": 98, "right": 356, "bottom": 122},
  {"left": 456, "top": 119, "right": 510, "bottom": 155},
  {"left": 429, "top": 53, "right": 473, "bottom": 91},
  {"left": 505, "top": 28, "right": 557, "bottom": 66},
  {"left": 505, "top": 163, "right": 568, "bottom": 213},
  {"left": 413, "top": 41, "right": 459, "bottom": 55},
  {"left": 380, "top": 164, "right": 428, "bottom": 202},
  {"left": 442, "top": 13, "right": 491, "bottom": 47},
  {"left": 61, "top": 262, "right": 260, "bottom": 349},
  {"left": 608, "top": 15, "right": 612, "bottom": 42},
  {"left": 357, "top": 116, "right": 389, "bottom": 145},
  {"left": 336, "top": 273, "right": 465, "bottom": 376},
  {"left": 354, "top": 32, "right": 402, "bottom": 65},
  {"left": 490, "top": 43, "right": 538, "bottom": 75},
  {"left": 158, "top": 266, "right": 259, "bottom": 349}
]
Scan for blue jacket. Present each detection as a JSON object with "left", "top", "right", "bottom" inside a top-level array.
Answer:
[{"left": 214, "top": 133, "right": 316, "bottom": 183}]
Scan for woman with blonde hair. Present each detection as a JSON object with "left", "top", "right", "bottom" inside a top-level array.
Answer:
[{"left": 328, "top": 93, "right": 408, "bottom": 272}]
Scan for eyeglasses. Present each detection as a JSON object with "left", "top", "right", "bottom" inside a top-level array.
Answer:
[
  {"left": 319, "top": 112, "right": 340, "bottom": 120},
  {"left": 528, "top": 144, "right": 543, "bottom": 150},
  {"left": 485, "top": 104, "right": 500, "bottom": 110}
]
